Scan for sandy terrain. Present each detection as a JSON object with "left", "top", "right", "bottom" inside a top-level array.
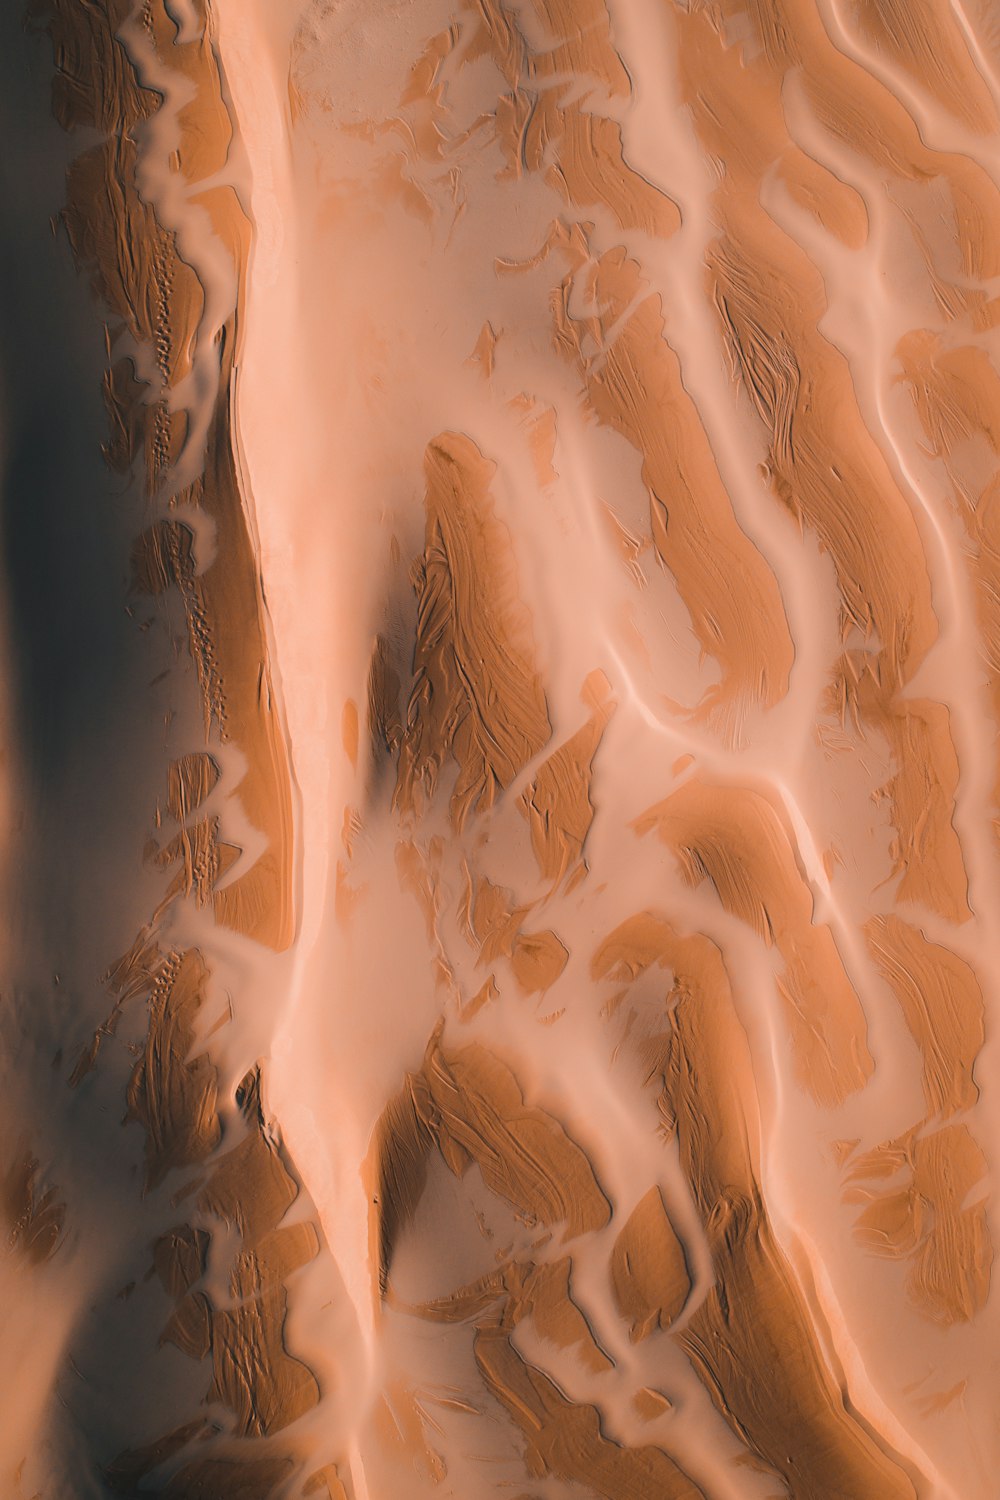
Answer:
[{"left": 2, "top": 0, "right": 1000, "bottom": 1494}]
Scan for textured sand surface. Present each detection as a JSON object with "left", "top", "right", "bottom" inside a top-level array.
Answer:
[{"left": 2, "top": 0, "right": 1000, "bottom": 1494}]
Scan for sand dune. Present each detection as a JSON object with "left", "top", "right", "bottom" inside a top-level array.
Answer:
[{"left": 1, "top": 0, "right": 999, "bottom": 1494}]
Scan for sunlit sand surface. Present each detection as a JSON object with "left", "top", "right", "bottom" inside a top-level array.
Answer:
[{"left": 2, "top": 0, "right": 1000, "bottom": 1494}]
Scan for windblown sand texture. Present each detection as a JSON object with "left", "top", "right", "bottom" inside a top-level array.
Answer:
[{"left": 2, "top": 0, "right": 999, "bottom": 1494}]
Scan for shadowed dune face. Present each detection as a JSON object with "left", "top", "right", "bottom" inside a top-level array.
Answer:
[{"left": 2, "top": 0, "right": 1000, "bottom": 1495}]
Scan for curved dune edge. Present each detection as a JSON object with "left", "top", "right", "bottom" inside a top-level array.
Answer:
[{"left": 25, "top": 2, "right": 339, "bottom": 1495}]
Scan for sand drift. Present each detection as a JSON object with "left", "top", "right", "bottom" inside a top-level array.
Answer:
[{"left": 1, "top": 0, "right": 999, "bottom": 1495}]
